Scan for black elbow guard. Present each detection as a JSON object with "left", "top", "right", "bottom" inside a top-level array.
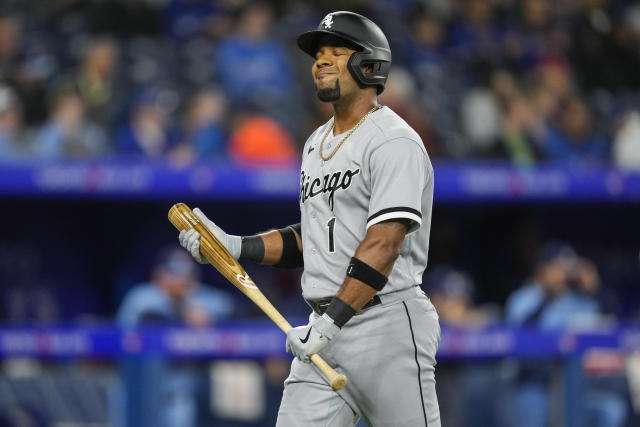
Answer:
[{"left": 274, "top": 224, "right": 304, "bottom": 269}]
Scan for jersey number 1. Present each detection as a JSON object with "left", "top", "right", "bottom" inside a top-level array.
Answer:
[{"left": 327, "top": 217, "right": 336, "bottom": 253}]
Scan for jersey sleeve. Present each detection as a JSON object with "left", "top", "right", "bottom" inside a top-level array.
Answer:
[{"left": 367, "top": 137, "right": 429, "bottom": 234}]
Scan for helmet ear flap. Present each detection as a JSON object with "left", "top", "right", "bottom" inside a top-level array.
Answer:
[{"left": 347, "top": 50, "right": 390, "bottom": 94}]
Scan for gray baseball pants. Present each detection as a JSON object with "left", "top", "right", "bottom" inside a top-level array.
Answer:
[{"left": 276, "top": 286, "right": 441, "bottom": 427}]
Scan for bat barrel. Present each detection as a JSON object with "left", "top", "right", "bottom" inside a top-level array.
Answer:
[{"left": 310, "top": 354, "right": 348, "bottom": 390}]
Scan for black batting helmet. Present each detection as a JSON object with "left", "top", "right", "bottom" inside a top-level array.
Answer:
[{"left": 297, "top": 11, "right": 392, "bottom": 94}]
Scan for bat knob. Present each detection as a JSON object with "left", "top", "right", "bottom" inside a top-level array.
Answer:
[{"left": 330, "top": 373, "right": 348, "bottom": 390}]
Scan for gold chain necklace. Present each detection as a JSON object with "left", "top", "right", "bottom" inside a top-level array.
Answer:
[{"left": 319, "top": 105, "right": 380, "bottom": 161}]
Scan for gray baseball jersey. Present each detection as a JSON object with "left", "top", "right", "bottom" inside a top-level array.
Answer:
[
  {"left": 299, "top": 105, "right": 434, "bottom": 301},
  {"left": 278, "top": 105, "right": 441, "bottom": 427}
]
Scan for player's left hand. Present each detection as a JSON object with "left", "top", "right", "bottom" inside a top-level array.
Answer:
[{"left": 286, "top": 313, "right": 340, "bottom": 363}]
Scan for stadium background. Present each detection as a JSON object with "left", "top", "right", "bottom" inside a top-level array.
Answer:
[{"left": 0, "top": 0, "right": 639, "bottom": 426}]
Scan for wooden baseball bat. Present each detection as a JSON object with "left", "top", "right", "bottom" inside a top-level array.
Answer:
[{"left": 168, "top": 203, "right": 347, "bottom": 391}]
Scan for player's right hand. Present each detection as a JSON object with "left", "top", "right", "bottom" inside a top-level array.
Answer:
[{"left": 178, "top": 208, "right": 242, "bottom": 262}]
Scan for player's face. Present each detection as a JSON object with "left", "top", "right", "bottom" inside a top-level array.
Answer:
[{"left": 312, "top": 45, "right": 359, "bottom": 102}]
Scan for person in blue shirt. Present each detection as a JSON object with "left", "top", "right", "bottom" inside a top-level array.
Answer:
[
  {"left": 35, "top": 89, "right": 108, "bottom": 159},
  {"left": 506, "top": 242, "right": 600, "bottom": 330},
  {"left": 117, "top": 247, "right": 234, "bottom": 327},
  {"left": 114, "top": 90, "right": 177, "bottom": 159},
  {"left": 541, "top": 96, "right": 609, "bottom": 165},
  {"left": 505, "top": 241, "right": 626, "bottom": 427},
  {"left": 172, "top": 88, "right": 228, "bottom": 161},
  {"left": 117, "top": 246, "right": 235, "bottom": 427},
  {"left": 213, "top": 2, "right": 299, "bottom": 133}
]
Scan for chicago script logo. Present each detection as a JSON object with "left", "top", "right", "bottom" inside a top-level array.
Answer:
[
  {"left": 236, "top": 274, "right": 258, "bottom": 289},
  {"left": 300, "top": 168, "right": 360, "bottom": 210}
]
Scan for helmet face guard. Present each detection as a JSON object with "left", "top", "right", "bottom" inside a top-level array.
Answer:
[{"left": 297, "top": 12, "right": 392, "bottom": 94}]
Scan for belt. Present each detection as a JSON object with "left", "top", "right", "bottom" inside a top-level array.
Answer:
[{"left": 307, "top": 295, "right": 382, "bottom": 316}]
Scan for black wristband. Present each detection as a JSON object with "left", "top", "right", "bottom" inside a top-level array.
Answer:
[
  {"left": 346, "top": 257, "right": 388, "bottom": 291},
  {"left": 274, "top": 224, "right": 304, "bottom": 269},
  {"left": 240, "top": 235, "right": 265, "bottom": 263},
  {"left": 325, "top": 296, "right": 357, "bottom": 328}
]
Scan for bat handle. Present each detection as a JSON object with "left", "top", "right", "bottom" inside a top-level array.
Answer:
[
  {"left": 279, "top": 321, "right": 347, "bottom": 390},
  {"left": 310, "top": 354, "right": 348, "bottom": 390}
]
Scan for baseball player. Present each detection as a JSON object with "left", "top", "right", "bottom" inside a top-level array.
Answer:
[{"left": 179, "top": 11, "right": 441, "bottom": 427}]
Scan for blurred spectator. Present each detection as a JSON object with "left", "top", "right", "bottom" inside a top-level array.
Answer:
[
  {"left": 406, "top": 10, "right": 464, "bottom": 158},
  {"left": 498, "top": 94, "right": 543, "bottom": 165},
  {"left": 0, "top": 84, "right": 30, "bottom": 160},
  {"left": 528, "top": 83, "right": 559, "bottom": 121},
  {"left": 0, "top": 0, "right": 635, "bottom": 167},
  {"left": 379, "top": 67, "right": 440, "bottom": 155},
  {"left": 505, "top": 241, "right": 627, "bottom": 427},
  {"left": 115, "top": 90, "right": 176, "bottom": 159},
  {"left": 506, "top": 241, "right": 600, "bottom": 329},
  {"left": 173, "top": 88, "right": 227, "bottom": 162},
  {"left": 461, "top": 66, "right": 546, "bottom": 164},
  {"left": 613, "top": 109, "right": 640, "bottom": 170},
  {"left": 570, "top": 256, "right": 601, "bottom": 297},
  {"left": 62, "top": 38, "right": 122, "bottom": 127},
  {"left": 503, "top": 0, "right": 566, "bottom": 71},
  {"left": 460, "top": 87, "right": 502, "bottom": 157},
  {"left": 533, "top": 56, "right": 575, "bottom": 102},
  {"left": 426, "top": 265, "right": 498, "bottom": 328},
  {"left": 0, "top": 14, "right": 20, "bottom": 82},
  {"left": 569, "top": 256, "right": 620, "bottom": 317},
  {"left": 34, "top": 88, "right": 108, "bottom": 159},
  {"left": 541, "top": 95, "right": 609, "bottom": 164},
  {"left": 214, "top": 2, "right": 298, "bottom": 126},
  {"left": 117, "top": 246, "right": 234, "bottom": 327},
  {"left": 228, "top": 113, "right": 298, "bottom": 167},
  {"left": 0, "top": 13, "right": 53, "bottom": 125},
  {"left": 446, "top": 0, "right": 504, "bottom": 79},
  {"left": 117, "top": 246, "right": 235, "bottom": 427},
  {"left": 405, "top": 11, "right": 446, "bottom": 69},
  {"left": 571, "top": 0, "right": 640, "bottom": 93},
  {"left": 426, "top": 267, "right": 505, "bottom": 427}
]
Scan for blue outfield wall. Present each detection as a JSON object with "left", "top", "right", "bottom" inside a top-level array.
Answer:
[
  {"left": 0, "top": 324, "right": 637, "bottom": 359},
  {"left": 1, "top": 160, "right": 640, "bottom": 203},
  {"left": 1, "top": 324, "right": 634, "bottom": 427}
]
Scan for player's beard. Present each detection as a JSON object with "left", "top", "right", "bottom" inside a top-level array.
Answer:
[{"left": 316, "top": 80, "right": 341, "bottom": 102}]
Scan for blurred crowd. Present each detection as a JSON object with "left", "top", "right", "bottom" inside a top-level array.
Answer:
[
  {"left": 1, "top": 2, "right": 639, "bottom": 425},
  {"left": 427, "top": 241, "right": 632, "bottom": 427},
  {"left": 0, "top": 0, "right": 640, "bottom": 167}
]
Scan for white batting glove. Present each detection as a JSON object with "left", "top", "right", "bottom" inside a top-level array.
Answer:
[
  {"left": 179, "top": 229, "right": 208, "bottom": 263},
  {"left": 177, "top": 208, "right": 242, "bottom": 263},
  {"left": 286, "top": 314, "right": 340, "bottom": 363}
]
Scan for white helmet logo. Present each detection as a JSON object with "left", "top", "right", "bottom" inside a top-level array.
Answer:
[{"left": 321, "top": 14, "right": 334, "bottom": 29}]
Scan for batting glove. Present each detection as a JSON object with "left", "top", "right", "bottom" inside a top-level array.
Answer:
[
  {"left": 177, "top": 208, "right": 242, "bottom": 263},
  {"left": 286, "top": 313, "right": 340, "bottom": 363}
]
